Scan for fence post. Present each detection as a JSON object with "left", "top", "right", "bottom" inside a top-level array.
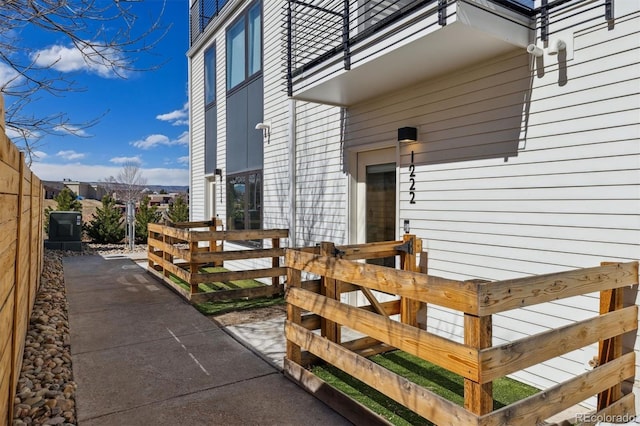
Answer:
[
  {"left": 464, "top": 298, "right": 493, "bottom": 416},
  {"left": 162, "top": 225, "right": 173, "bottom": 279},
  {"left": 320, "top": 242, "right": 340, "bottom": 344},
  {"left": 417, "top": 246, "right": 428, "bottom": 330},
  {"left": 400, "top": 234, "right": 420, "bottom": 327},
  {"left": 286, "top": 264, "right": 302, "bottom": 364},
  {"left": 597, "top": 262, "right": 624, "bottom": 410},
  {"left": 208, "top": 217, "right": 222, "bottom": 267},
  {"left": 147, "top": 228, "right": 154, "bottom": 271},
  {"left": 272, "top": 237, "right": 280, "bottom": 290}
]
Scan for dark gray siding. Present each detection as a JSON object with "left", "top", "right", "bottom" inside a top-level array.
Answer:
[{"left": 226, "top": 77, "right": 263, "bottom": 173}]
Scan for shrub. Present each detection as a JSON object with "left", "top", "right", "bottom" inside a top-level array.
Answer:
[
  {"left": 167, "top": 194, "right": 189, "bottom": 223},
  {"left": 135, "top": 195, "right": 160, "bottom": 243},
  {"left": 85, "top": 195, "right": 125, "bottom": 243}
]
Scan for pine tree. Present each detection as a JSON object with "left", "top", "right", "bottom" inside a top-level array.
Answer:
[
  {"left": 85, "top": 195, "right": 125, "bottom": 243},
  {"left": 45, "top": 187, "right": 83, "bottom": 232},
  {"left": 135, "top": 195, "right": 160, "bottom": 243},
  {"left": 167, "top": 195, "right": 189, "bottom": 223}
]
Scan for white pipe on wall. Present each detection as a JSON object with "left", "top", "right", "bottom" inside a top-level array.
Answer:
[
  {"left": 527, "top": 44, "right": 544, "bottom": 57},
  {"left": 288, "top": 99, "right": 297, "bottom": 248}
]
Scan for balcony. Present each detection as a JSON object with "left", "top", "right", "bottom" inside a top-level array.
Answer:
[
  {"left": 285, "top": 0, "right": 535, "bottom": 106},
  {"left": 190, "top": 0, "right": 230, "bottom": 45}
]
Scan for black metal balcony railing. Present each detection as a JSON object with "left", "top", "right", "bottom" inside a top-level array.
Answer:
[
  {"left": 190, "top": 0, "right": 230, "bottom": 45},
  {"left": 283, "top": 0, "right": 614, "bottom": 97}
]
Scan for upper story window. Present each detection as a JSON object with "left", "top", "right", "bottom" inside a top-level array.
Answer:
[
  {"left": 226, "top": 2, "right": 262, "bottom": 91},
  {"left": 205, "top": 46, "right": 216, "bottom": 106}
]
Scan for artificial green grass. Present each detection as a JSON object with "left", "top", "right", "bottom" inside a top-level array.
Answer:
[
  {"left": 169, "top": 266, "right": 266, "bottom": 292},
  {"left": 312, "top": 350, "right": 539, "bottom": 426},
  {"left": 166, "top": 266, "right": 284, "bottom": 315},
  {"left": 195, "top": 295, "right": 285, "bottom": 316}
]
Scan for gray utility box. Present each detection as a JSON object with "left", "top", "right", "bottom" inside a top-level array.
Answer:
[{"left": 45, "top": 211, "right": 83, "bottom": 251}]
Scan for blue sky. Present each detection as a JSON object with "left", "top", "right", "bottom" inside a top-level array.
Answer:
[{"left": 5, "top": 0, "right": 190, "bottom": 186}]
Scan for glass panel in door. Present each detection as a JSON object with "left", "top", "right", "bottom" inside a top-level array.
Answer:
[{"left": 365, "top": 162, "right": 396, "bottom": 267}]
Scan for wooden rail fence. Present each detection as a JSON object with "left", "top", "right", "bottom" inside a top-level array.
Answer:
[
  {"left": 0, "top": 94, "right": 44, "bottom": 424},
  {"left": 284, "top": 238, "right": 638, "bottom": 425},
  {"left": 147, "top": 220, "right": 288, "bottom": 303}
]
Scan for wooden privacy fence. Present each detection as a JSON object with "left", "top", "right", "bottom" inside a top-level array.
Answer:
[
  {"left": 147, "top": 220, "right": 288, "bottom": 303},
  {"left": 284, "top": 239, "right": 639, "bottom": 425},
  {"left": 0, "top": 94, "right": 44, "bottom": 424}
]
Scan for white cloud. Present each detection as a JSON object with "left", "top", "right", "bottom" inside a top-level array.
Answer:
[
  {"left": 5, "top": 126, "right": 41, "bottom": 142},
  {"left": 53, "top": 124, "right": 90, "bottom": 137},
  {"left": 176, "top": 131, "right": 189, "bottom": 145},
  {"left": 30, "top": 162, "right": 189, "bottom": 186},
  {"left": 131, "top": 132, "right": 188, "bottom": 150},
  {"left": 32, "top": 151, "right": 48, "bottom": 160},
  {"left": 177, "top": 156, "right": 189, "bottom": 165},
  {"left": 156, "top": 102, "right": 188, "bottom": 126},
  {"left": 131, "top": 134, "right": 170, "bottom": 149},
  {"left": 56, "top": 150, "right": 86, "bottom": 161},
  {"left": 0, "top": 61, "right": 21, "bottom": 88},
  {"left": 31, "top": 43, "right": 124, "bottom": 78},
  {"left": 110, "top": 156, "right": 142, "bottom": 165}
]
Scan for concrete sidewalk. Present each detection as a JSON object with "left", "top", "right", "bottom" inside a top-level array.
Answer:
[{"left": 64, "top": 255, "right": 350, "bottom": 426}]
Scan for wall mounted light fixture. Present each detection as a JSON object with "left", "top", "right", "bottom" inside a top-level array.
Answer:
[
  {"left": 255, "top": 121, "right": 271, "bottom": 143},
  {"left": 398, "top": 126, "right": 418, "bottom": 143}
]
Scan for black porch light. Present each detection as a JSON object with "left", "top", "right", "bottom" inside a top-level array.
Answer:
[{"left": 398, "top": 127, "right": 418, "bottom": 143}]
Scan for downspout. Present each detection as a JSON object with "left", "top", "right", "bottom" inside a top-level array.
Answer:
[{"left": 288, "top": 99, "right": 297, "bottom": 248}]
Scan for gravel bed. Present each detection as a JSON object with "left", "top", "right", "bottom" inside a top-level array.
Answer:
[{"left": 12, "top": 244, "right": 146, "bottom": 426}]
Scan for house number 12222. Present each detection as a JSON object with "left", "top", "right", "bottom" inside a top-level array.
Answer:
[{"left": 409, "top": 151, "right": 416, "bottom": 204}]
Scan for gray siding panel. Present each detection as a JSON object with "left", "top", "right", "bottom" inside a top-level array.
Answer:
[
  {"left": 226, "top": 77, "right": 264, "bottom": 174},
  {"left": 247, "top": 77, "right": 264, "bottom": 171},
  {"left": 226, "top": 87, "right": 249, "bottom": 173}
]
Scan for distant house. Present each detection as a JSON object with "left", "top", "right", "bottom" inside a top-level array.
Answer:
[
  {"left": 42, "top": 181, "right": 65, "bottom": 200},
  {"left": 44, "top": 180, "right": 107, "bottom": 200},
  {"left": 187, "top": 0, "right": 640, "bottom": 410}
]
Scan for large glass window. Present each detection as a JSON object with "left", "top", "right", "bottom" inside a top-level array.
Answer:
[
  {"left": 226, "top": 18, "right": 245, "bottom": 89},
  {"left": 227, "top": 171, "right": 262, "bottom": 245},
  {"left": 226, "top": 1, "right": 262, "bottom": 90},
  {"left": 204, "top": 47, "right": 216, "bottom": 105},
  {"left": 248, "top": 4, "right": 262, "bottom": 76},
  {"left": 204, "top": 45, "right": 217, "bottom": 174}
]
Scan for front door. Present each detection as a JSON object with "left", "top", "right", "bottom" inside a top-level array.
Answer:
[{"left": 356, "top": 148, "right": 397, "bottom": 267}]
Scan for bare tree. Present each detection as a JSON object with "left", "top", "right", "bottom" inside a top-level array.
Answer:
[
  {"left": 0, "top": 0, "right": 170, "bottom": 164},
  {"left": 102, "top": 161, "right": 147, "bottom": 203}
]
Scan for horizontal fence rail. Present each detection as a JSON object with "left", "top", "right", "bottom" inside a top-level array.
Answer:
[
  {"left": 147, "top": 220, "right": 288, "bottom": 303},
  {"left": 0, "top": 94, "right": 44, "bottom": 424},
  {"left": 283, "top": 237, "right": 639, "bottom": 425}
]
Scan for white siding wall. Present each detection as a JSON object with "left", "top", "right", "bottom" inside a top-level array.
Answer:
[
  {"left": 347, "top": 9, "right": 640, "bottom": 408},
  {"left": 189, "top": 1, "right": 347, "bottom": 273},
  {"left": 190, "top": 51, "right": 205, "bottom": 220},
  {"left": 189, "top": 0, "right": 247, "bottom": 223},
  {"left": 295, "top": 102, "right": 347, "bottom": 247},
  {"left": 263, "top": 1, "right": 291, "bottom": 234},
  {"left": 264, "top": 2, "right": 347, "bottom": 249}
]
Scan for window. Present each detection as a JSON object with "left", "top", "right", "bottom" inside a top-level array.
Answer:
[
  {"left": 226, "top": 2, "right": 262, "bottom": 90},
  {"left": 227, "top": 171, "right": 262, "bottom": 245},
  {"left": 204, "top": 47, "right": 216, "bottom": 106},
  {"left": 204, "top": 46, "right": 217, "bottom": 174}
]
